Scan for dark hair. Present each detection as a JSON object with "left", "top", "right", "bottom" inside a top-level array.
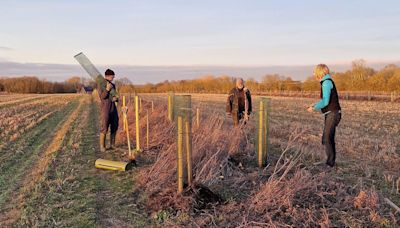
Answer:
[{"left": 105, "top": 69, "right": 115, "bottom": 76}]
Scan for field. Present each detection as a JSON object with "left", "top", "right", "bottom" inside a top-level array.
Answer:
[{"left": 0, "top": 92, "right": 399, "bottom": 227}]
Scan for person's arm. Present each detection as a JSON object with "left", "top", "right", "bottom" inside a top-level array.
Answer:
[
  {"left": 96, "top": 76, "right": 109, "bottom": 100},
  {"left": 100, "top": 90, "right": 109, "bottom": 100},
  {"left": 313, "top": 80, "right": 333, "bottom": 110},
  {"left": 111, "top": 84, "right": 119, "bottom": 102},
  {"left": 246, "top": 90, "right": 252, "bottom": 114},
  {"left": 100, "top": 83, "right": 111, "bottom": 100}
]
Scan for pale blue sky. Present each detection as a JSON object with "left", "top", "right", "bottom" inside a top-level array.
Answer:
[{"left": 0, "top": 0, "right": 399, "bottom": 82}]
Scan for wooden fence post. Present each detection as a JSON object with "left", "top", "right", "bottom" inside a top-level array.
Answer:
[
  {"left": 122, "top": 96, "right": 132, "bottom": 159},
  {"left": 258, "top": 100, "right": 264, "bottom": 167},
  {"left": 257, "top": 98, "right": 269, "bottom": 167},
  {"left": 196, "top": 108, "right": 200, "bottom": 128},
  {"left": 135, "top": 96, "right": 140, "bottom": 152},
  {"left": 175, "top": 95, "right": 192, "bottom": 193},
  {"left": 185, "top": 121, "right": 192, "bottom": 185},
  {"left": 123, "top": 96, "right": 127, "bottom": 131},
  {"left": 146, "top": 110, "right": 149, "bottom": 150},
  {"left": 177, "top": 116, "right": 184, "bottom": 194},
  {"left": 168, "top": 92, "right": 174, "bottom": 121}
]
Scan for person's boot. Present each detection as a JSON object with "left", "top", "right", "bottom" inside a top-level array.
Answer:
[
  {"left": 109, "top": 132, "right": 116, "bottom": 150},
  {"left": 100, "top": 133, "right": 106, "bottom": 152}
]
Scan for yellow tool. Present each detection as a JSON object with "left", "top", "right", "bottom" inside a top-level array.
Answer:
[
  {"left": 94, "top": 96, "right": 136, "bottom": 171},
  {"left": 95, "top": 159, "right": 130, "bottom": 171}
]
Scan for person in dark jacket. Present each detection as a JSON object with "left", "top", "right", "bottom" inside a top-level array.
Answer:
[
  {"left": 307, "top": 64, "right": 341, "bottom": 167},
  {"left": 99, "top": 69, "right": 119, "bottom": 152},
  {"left": 226, "top": 78, "right": 252, "bottom": 126}
]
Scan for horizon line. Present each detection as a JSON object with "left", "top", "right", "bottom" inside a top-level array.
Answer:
[{"left": 1, "top": 59, "right": 399, "bottom": 68}]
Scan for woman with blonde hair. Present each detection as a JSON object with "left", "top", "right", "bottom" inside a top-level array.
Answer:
[{"left": 307, "top": 64, "right": 341, "bottom": 167}]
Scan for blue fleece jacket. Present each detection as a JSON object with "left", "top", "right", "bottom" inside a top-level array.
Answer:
[{"left": 313, "top": 74, "right": 333, "bottom": 111}]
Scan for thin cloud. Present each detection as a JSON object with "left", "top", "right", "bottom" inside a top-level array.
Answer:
[{"left": 0, "top": 46, "right": 14, "bottom": 51}]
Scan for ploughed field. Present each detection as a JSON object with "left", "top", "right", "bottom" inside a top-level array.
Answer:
[{"left": 0, "top": 92, "right": 399, "bottom": 227}]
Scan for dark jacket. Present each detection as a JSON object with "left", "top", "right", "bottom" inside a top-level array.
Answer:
[
  {"left": 320, "top": 78, "right": 341, "bottom": 114},
  {"left": 226, "top": 87, "right": 252, "bottom": 115}
]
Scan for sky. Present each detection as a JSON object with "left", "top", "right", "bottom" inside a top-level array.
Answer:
[{"left": 0, "top": 0, "right": 399, "bottom": 83}]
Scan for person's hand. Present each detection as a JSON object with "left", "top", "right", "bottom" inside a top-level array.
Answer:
[
  {"left": 307, "top": 106, "right": 314, "bottom": 113},
  {"left": 112, "top": 96, "right": 118, "bottom": 102},
  {"left": 244, "top": 113, "right": 250, "bottom": 121},
  {"left": 106, "top": 82, "right": 113, "bottom": 91},
  {"left": 122, "top": 106, "right": 128, "bottom": 114},
  {"left": 226, "top": 112, "right": 232, "bottom": 117}
]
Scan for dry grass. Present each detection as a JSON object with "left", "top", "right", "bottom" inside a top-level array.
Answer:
[
  {"left": 132, "top": 94, "right": 400, "bottom": 227},
  {"left": 0, "top": 97, "right": 84, "bottom": 225},
  {"left": 1, "top": 93, "right": 398, "bottom": 226},
  {"left": 136, "top": 110, "right": 248, "bottom": 211},
  {"left": 0, "top": 94, "right": 78, "bottom": 149}
]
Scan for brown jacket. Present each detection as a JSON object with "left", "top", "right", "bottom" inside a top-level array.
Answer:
[
  {"left": 226, "top": 87, "right": 252, "bottom": 115},
  {"left": 99, "top": 79, "right": 118, "bottom": 114}
]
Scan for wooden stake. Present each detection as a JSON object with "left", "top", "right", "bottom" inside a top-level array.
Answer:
[
  {"left": 264, "top": 100, "right": 269, "bottom": 165},
  {"left": 151, "top": 101, "right": 154, "bottom": 112},
  {"left": 168, "top": 93, "right": 173, "bottom": 121},
  {"left": 146, "top": 110, "right": 149, "bottom": 150},
  {"left": 196, "top": 108, "right": 200, "bottom": 128},
  {"left": 123, "top": 96, "right": 126, "bottom": 131},
  {"left": 135, "top": 96, "right": 140, "bottom": 151},
  {"left": 122, "top": 96, "right": 128, "bottom": 131},
  {"left": 125, "top": 118, "right": 132, "bottom": 159},
  {"left": 185, "top": 121, "right": 192, "bottom": 185},
  {"left": 123, "top": 96, "right": 133, "bottom": 160},
  {"left": 177, "top": 116, "right": 183, "bottom": 193},
  {"left": 258, "top": 100, "right": 264, "bottom": 168}
]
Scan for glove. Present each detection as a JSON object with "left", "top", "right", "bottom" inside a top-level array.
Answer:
[{"left": 106, "top": 82, "right": 113, "bottom": 91}]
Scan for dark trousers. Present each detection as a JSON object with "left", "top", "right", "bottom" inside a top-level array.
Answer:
[
  {"left": 101, "top": 111, "right": 119, "bottom": 134},
  {"left": 322, "top": 111, "right": 341, "bottom": 167},
  {"left": 232, "top": 112, "right": 244, "bottom": 126}
]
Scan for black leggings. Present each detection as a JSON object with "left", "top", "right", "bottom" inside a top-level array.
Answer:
[{"left": 322, "top": 111, "right": 341, "bottom": 167}]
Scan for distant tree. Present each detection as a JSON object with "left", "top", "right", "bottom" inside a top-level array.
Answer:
[
  {"left": 5, "top": 59, "right": 400, "bottom": 94},
  {"left": 332, "top": 72, "right": 347, "bottom": 91},
  {"left": 282, "top": 77, "right": 302, "bottom": 91},
  {"left": 349, "top": 59, "right": 375, "bottom": 90},
  {"left": 0, "top": 76, "right": 77, "bottom": 93},
  {"left": 302, "top": 76, "right": 319, "bottom": 91},
  {"left": 65, "top": 76, "right": 83, "bottom": 92},
  {"left": 246, "top": 78, "right": 260, "bottom": 93},
  {"left": 387, "top": 70, "right": 400, "bottom": 92},
  {"left": 262, "top": 74, "right": 285, "bottom": 91},
  {"left": 366, "top": 68, "right": 394, "bottom": 91}
]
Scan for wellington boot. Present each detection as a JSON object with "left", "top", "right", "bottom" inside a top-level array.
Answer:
[
  {"left": 100, "top": 133, "right": 106, "bottom": 152},
  {"left": 109, "top": 132, "right": 116, "bottom": 150}
]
